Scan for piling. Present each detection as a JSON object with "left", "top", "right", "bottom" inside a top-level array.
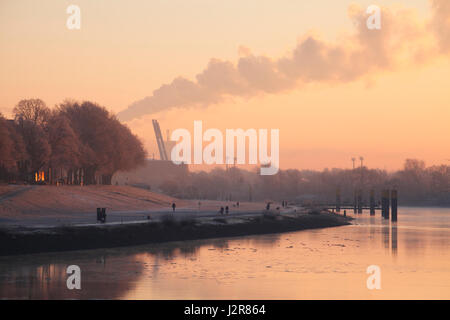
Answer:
[
  {"left": 370, "top": 190, "right": 375, "bottom": 216},
  {"left": 353, "top": 190, "right": 357, "bottom": 214},
  {"left": 336, "top": 188, "right": 341, "bottom": 213},
  {"left": 382, "top": 190, "right": 390, "bottom": 220},
  {"left": 391, "top": 189, "right": 398, "bottom": 222},
  {"left": 357, "top": 189, "right": 363, "bottom": 214}
]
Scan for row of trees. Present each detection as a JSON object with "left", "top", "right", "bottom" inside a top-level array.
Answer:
[
  {"left": 0, "top": 99, "right": 146, "bottom": 185},
  {"left": 158, "top": 159, "right": 450, "bottom": 206}
]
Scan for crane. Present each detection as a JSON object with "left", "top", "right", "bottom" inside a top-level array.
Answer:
[{"left": 152, "top": 119, "right": 168, "bottom": 161}]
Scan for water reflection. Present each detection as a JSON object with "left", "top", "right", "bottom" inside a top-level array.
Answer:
[
  {"left": 392, "top": 224, "right": 398, "bottom": 256},
  {"left": 0, "top": 207, "right": 449, "bottom": 299},
  {"left": 382, "top": 220, "right": 390, "bottom": 251},
  {"left": 0, "top": 236, "right": 282, "bottom": 299}
]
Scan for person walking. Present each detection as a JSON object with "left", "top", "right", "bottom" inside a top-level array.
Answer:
[{"left": 172, "top": 202, "right": 176, "bottom": 212}]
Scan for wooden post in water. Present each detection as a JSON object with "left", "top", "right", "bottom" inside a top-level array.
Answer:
[
  {"left": 353, "top": 190, "right": 357, "bottom": 214},
  {"left": 391, "top": 189, "right": 398, "bottom": 222},
  {"left": 381, "top": 190, "right": 387, "bottom": 218},
  {"left": 383, "top": 189, "right": 390, "bottom": 220},
  {"left": 336, "top": 188, "right": 341, "bottom": 213},
  {"left": 370, "top": 190, "right": 375, "bottom": 216},
  {"left": 357, "top": 189, "right": 363, "bottom": 214}
]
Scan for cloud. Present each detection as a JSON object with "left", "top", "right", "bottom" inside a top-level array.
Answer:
[{"left": 118, "top": 1, "right": 450, "bottom": 121}]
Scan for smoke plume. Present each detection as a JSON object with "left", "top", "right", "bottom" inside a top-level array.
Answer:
[{"left": 118, "top": 1, "right": 450, "bottom": 121}]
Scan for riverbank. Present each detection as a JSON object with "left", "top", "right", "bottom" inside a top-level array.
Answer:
[
  {"left": 0, "top": 210, "right": 351, "bottom": 256},
  {"left": 0, "top": 185, "right": 266, "bottom": 227}
]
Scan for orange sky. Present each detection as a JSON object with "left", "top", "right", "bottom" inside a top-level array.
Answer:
[{"left": 1, "top": 0, "right": 449, "bottom": 171}]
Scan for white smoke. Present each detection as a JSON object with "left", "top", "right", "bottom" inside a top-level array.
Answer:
[{"left": 118, "top": 1, "right": 449, "bottom": 121}]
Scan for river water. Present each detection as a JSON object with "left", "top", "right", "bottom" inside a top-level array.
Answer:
[{"left": 0, "top": 207, "right": 449, "bottom": 299}]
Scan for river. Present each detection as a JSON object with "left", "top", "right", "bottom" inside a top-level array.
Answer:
[{"left": 0, "top": 207, "right": 449, "bottom": 299}]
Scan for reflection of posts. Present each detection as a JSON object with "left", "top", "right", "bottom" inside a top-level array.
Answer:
[
  {"left": 391, "top": 190, "right": 398, "bottom": 222},
  {"left": 391, "top": 224, "right": 398, "bottom": 255},
  {"left": 382, "top": 221, "right": 390, "bottom": 249}
]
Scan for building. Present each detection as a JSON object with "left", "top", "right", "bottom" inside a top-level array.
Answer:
[{"left": 112, "top": 159, "right": 188, "bottom": 191}]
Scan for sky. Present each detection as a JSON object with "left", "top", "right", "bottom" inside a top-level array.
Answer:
[{"left": 1, "top": 0, "right": 449, "bottom": 171}]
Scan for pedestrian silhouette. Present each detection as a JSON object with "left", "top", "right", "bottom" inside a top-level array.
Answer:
[
  {"left": 172, "top": 203, "right": 176, "bottom": 212},
  {"left": 220, "top": 207, "right": 224, "bottom": 215},
  {"left": 225, "top": 206, "right": 229, "bottom": 214}
]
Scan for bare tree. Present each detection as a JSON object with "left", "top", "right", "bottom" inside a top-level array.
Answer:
[{"left": 13, "top": 99, "right": 50, "bottom": 127}]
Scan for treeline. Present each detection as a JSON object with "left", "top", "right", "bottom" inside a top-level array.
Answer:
[
  {"left": 158, "top": 159, "right": 450, "bottom": 206},
  {"left": 0, "top": 99, "right": 146, "bottom": 185}
]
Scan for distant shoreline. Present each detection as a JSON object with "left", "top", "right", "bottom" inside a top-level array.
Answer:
[{"left": 0, "top": 211, "right": 351, "bottom": 256}]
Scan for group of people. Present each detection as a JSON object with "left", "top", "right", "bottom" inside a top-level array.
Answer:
[
  {"left": 219, "top": 206, "right": 229, "bottom": 215},
  {"left": 170, "top": 200, "right": 287, "bottom": 216},
  {"left": 266, "top": 200, "right": 288, "bottom": 211},
  {"left": 220, "top": 202, "right": 240, "bottom": 215}
]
